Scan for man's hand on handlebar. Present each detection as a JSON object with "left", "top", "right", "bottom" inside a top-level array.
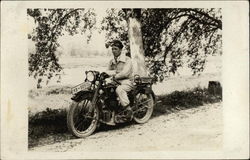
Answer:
[
  {"left": 105, "top": 75, "right": 121, "bottom": 85},
  {"left": 112, "top": 75, "right": 120, "bottom": 84},
  {"left": 105, "top": 76, "right": 113, "bottom": 84}
]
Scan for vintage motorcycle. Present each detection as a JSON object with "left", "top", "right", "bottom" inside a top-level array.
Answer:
[{"left": 67, "top": 70, "right": 156, "bottom": 138}]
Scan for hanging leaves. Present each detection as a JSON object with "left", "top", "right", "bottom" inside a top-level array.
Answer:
[
  {"left": 27, "top": 8, "right": 97, "bottom": 79},
  {"left": 28, "top": 8, "right": 222, "bottom": 83}
]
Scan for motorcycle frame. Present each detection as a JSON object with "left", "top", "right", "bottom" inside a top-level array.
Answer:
[{"left": 71, "top": 74, "right": 156, "bottom": 118}]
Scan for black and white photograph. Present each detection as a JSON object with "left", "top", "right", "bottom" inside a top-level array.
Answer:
[
  {"left": 1, "top": 1, "right": 249, "bottom": 159},
  {"left": 27, "top": 7, "right": 224, "bottom": 151}
]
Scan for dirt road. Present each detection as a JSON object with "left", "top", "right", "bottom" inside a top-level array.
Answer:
[{"left": 30, "top": 102, "right": 222, "bottom": 152}]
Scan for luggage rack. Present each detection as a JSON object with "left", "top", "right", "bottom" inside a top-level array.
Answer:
[{"left": 134, "top": 75, "right": 155, "bottom": 84}]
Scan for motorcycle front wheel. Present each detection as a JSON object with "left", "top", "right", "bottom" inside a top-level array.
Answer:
[
  {"left": 67, "top": 96, "right": 99, "bottom": 138},
  {"left": 133, "top": 93, "right": 154, "bottom": 124}
]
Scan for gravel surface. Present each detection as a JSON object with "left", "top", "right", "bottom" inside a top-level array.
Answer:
[{"left": 30, "top": 102, "right": 222, "bottom": 152}]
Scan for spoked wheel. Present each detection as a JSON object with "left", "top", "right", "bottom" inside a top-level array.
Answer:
[
  {"left": 67, "top": 97, "right": 99, "bottom": 138},
  {"left": 133, "top": 93, "right": 154, "bottom": 124}
]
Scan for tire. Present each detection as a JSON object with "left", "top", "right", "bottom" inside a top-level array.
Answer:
[
  {"left": 133, "top": 93, "right": 154, "bottom": 124},
  {"left": 67, "top": 96, "right": 99, "bottom": 138}
]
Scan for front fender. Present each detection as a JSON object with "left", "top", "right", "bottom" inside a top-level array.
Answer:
[{"left": 71, "top": 90, "right": 94, "bottom": 102}]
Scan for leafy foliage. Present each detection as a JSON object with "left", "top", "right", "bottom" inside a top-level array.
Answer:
[
  {"left": 28, "top": 8, "right": 222, "bottom": 83},
  {"left": 100, "top": 8, "right": 222, "bottom": 81},
  {"left": 28, "top": 8, "right": 96, "bottom": 79}
]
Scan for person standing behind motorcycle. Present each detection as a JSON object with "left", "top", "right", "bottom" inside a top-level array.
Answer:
[{"left": 107, "top": 40, "right": 134, "bottom": 115}]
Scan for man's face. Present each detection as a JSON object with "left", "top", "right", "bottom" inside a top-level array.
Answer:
[{"left": 112, "top": 46, "right": 121, "bottom": 58}]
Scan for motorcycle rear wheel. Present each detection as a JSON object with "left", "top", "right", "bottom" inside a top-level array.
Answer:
[
  {"left": 67, "top": 97, "right": 99, "bottom": 138},
  {"left": 133, "top": 93, "right": 154, "bottom": 124}
]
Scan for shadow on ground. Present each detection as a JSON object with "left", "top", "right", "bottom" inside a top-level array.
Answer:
[
  {"left": 28, "top": 87, "right": 222, "bottom": 149},
  {"left": 152, "top": 87, "right": 222, "bottom": 118}
]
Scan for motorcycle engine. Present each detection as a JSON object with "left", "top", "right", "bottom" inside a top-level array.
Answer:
[
  {"left": 103, "top": 86, "right": 119, "bottom": 111},
  {"left": 102, "top": 110, "right": 112, "bottom": 122},
  {"left": 105, "top": 98, "right": 118, "bottom": 111}
]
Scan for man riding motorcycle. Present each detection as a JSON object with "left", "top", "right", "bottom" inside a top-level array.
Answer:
[
  {"left": 67, "top": 40, "right": 155, "bottom": 137},
  {"left": 106, "top": 40, "right": 134, "bottom": 118}
]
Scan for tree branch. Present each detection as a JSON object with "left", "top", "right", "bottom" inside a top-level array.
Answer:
[
  {"left": 163, "top": 19, "right": 191, "bottom": 62},
  {"left": 169, "top": 10, "right": 221, "bottom": 30},
  {"left": 169, "top": 14, "right": 189, "bottom": 21},
  {"left": 50, "top": 9, "right": 83, "bottom": 41},
  {"left": 184, "top": 9, "right": 222, "bottom": 29},
  {"left": 188, "top": 15, "right": 220, "bottom": 29}
]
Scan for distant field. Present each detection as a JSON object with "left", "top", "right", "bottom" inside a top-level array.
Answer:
[
  {"left": 59, "top": 56, "right": 110, "bottom": 69},
  {"left": 28, "top": 56, "right": 111, "bottom": 89},
  {"left": 28, "top": 55, "right": 221, "bottom": 90}
]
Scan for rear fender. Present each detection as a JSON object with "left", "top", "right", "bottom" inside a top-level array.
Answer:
[
  {"left": 139, "top": 87, "right": 156, "bottom": 103},
  {"left": 147, "top": 89, "right": 156, "bottom": 103},
  {"left": 71, "top": 90, "right": 94, "bottom": 102}
]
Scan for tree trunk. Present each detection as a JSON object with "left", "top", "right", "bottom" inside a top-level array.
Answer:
[
  {"left": 208, "top": 81, "right": 222, "bottom": 97},
  {"left": 128, "top": 16, "right": 148, "bottom": 77}
]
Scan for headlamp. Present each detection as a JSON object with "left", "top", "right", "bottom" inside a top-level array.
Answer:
[{"left": 86, "top": 71, "right": 95, "bottom": 82}]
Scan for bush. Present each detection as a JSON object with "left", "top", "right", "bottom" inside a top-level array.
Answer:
[
  {"left": 157, "top": 87, "right": 222, "bottom": 109},
  {"left": 29, "top": 85, "right": 72, "bottom": 98},
  {"left": 46, "top": 86, "right": 72, "bottom": 95}
]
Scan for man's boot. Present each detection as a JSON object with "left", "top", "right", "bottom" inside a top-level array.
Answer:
[
  {"left": 114, "top": 105, "right": 133, "bottom": 123},
  {"left": 123, "top": 105, "right": 133, "bottom": 120}
]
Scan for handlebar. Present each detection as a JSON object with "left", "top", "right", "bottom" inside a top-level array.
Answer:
[{"left": 112, "top": 78, "right": 121, "bottom": 85}]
